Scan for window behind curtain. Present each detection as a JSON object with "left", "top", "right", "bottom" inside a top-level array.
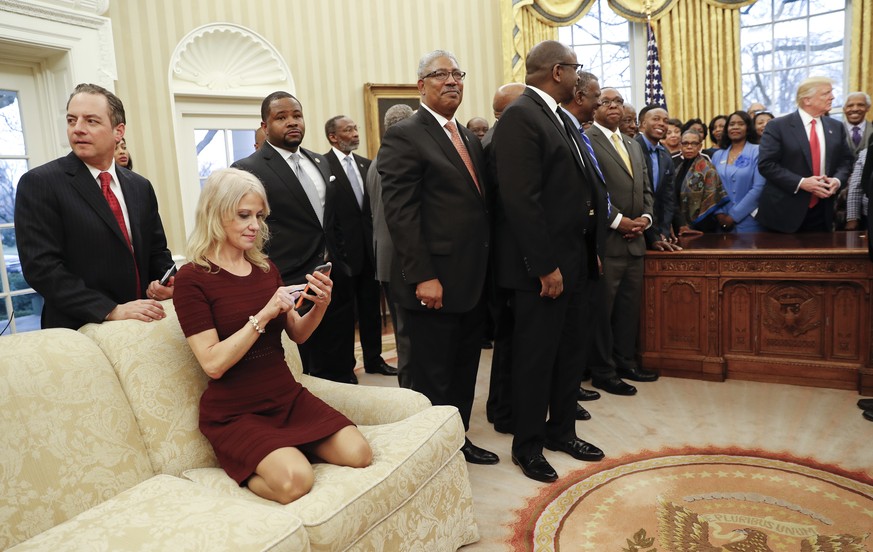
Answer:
[
  {"left": 558, "top": 0, "right": 633, "bottom": 103},
  {"left": 740, "top": 0, "right": 848, "bottom": 116}
]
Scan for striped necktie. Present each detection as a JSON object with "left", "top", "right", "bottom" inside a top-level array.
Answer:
[{"left": 579, "top": 127, "right": 604, "bottom": 182}]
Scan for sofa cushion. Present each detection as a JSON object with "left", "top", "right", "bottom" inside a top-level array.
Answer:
[
  {"left": 297, "top": 373, "right": 432, "bottom": 425},
  {"left": 8, "top": 475, "right": 309, "bottom": 551},
  {"left": 0, "top": 329, "right": 154, "bottom": 549},
  {"left": 80, "top": 302, "right": 219, "bottom": 477},
  {"left": 183, "top": 405, "right": 465, "bottom": 551}
]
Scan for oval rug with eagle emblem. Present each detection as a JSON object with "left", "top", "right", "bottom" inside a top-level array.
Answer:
[{"left": 510, "top": 447, "right": 872, "bottom": 551}]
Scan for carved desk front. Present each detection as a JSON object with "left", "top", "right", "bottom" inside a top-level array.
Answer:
[{"left": 641, "top": 232, "right": 873, "bottom": 394}]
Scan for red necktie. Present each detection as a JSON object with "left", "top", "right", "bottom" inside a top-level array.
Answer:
[
  {"left": 445, "top": 121, "right": 481, "bottom": 194},
  {"left": 99, "top": 171, "right": 141, "bottom": 297},
  {"left": 809, "top": 119, "right": 820, "bottom": 208}
]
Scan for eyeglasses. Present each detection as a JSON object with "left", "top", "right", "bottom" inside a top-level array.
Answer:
[
  {"left": 680, "top": 141, "right": 701, "bottom": 147},
  {"left": 555, "top": 62, "right": 584, "bottom": 71},
  {"left": 598, "top": 99, "right": 625, "bottom": 107},
  {"left": 421, "top": 70, "right": 466, "bottom": 82}
]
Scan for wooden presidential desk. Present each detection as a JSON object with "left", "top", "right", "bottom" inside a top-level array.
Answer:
[{"left": 640, "top": 231, "right": 873, "bottom": 394}]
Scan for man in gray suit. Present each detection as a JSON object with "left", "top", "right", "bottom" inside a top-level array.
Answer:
[
  {"left": 577, "top": 87, "right": 658, "bottom": 394},
  {"left": 366, "top": 103, "right": 415, "bottom": 387},
  {"left": 844, "top": 92, "right": 872, "bottom": 158}
]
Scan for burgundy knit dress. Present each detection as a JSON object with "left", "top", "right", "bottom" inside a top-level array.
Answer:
[{"left": 174, "top": 260, "right": 353, "bottom": 485}]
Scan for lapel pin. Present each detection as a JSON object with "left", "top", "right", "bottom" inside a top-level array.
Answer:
[{"left": 315, "top": 158, "right": 320, "bottom": 164}]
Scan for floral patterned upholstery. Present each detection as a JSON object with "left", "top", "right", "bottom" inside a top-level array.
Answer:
[
  {"left": 1, "top": 300, "right": 479, "bottom": 550},
  {"left": 79, "top": 306, "right": 219, "bottom": 477},
  {"left": 184, "top": 406, "right": 479, "bottom": 551},
  {"left": 0, "top": 329, "right": 154, "bottom": 549},
  {"left": 8, "top": 475, "right": 309, "bottom": 551}
]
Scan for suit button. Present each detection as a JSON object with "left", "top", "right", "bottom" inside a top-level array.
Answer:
[{"left": 484, "top": 241, "right": 489, "bottom": 248}]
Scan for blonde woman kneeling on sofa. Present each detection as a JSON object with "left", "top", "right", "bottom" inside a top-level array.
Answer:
[{"left": 174, "top": 168, "right": 372, "bottom": 504}]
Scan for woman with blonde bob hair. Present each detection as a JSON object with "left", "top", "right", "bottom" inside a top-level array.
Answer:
[{"left": 174, "top": 168, "right": 372, "bottom": 504}]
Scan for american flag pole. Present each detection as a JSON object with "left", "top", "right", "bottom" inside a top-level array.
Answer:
[{"left": 644, "top": 13, "right": 667, "bottom": 110}]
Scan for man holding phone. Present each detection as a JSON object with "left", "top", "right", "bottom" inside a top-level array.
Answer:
[{"left": 16, "top": 83, "right": 175, "bottom": 330}]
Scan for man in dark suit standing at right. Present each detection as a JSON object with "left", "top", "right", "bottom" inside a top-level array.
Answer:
[
  {"left": 493, "top": 40, "right": 606, "bottom": 482},
  {"left": 324, "top": 115, "right": 397, "bottom": 377},
  {"left": 233, "top": 92, "right": 354, "bottom": 383},
  {"left": 379, "top": 50, "right": 497, "bottom": 465},
  {"left": 16, "top": 83, "right": 175, "bottom": 330},
  {"left": 757, "top": 77, "right": 854, "bottom": 232}
]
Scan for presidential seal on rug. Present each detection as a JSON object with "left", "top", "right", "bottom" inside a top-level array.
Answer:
[{"left": 510, "top": 448, "right": 872, "bottom": 551}]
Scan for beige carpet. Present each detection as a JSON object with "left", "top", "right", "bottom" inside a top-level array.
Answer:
[{"left": 353, "top": 338, "right": 873, "bottom": 551}]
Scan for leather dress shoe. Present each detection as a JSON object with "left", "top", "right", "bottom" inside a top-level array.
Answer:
[
  {"left": 512, "top": 453, "right": 558, "bottom": 482},
  {"left": 575, "top": 404, "right": 591, "bottom": 420},
  {"left": 544, "top": 437, "right": 604, "bottom": 462},
  {"left": 364, "top": 359, "right": 399, "bottom": 376},
  {"left": 857, "top": 398, "right": 873, "bottom": 410},
  {"left": 461, "top": 438, "right": 499, "bottom": 465},
  {"left": 592, "top": 377, "right": 637, "bottom": 396},
  {"left": 481, "top": 339, "right": 493, "bottom": 349},
  {"left": 864, "top": 410, "right": 873, "bottom": 422},
  {"left": 616, "top": 365, "right": 659, "bottom": 382},
  {"left": 577, "top": 387, "right": 601, "bottom": 401}
]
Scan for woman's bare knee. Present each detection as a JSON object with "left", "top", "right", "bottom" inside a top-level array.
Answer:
[
  {"left": 273, "top": 467, "right": 314, "bottom": 504},
  {"left": 253, "top": 448, "right": 314, "bottom": 504},
  {"left": 348, "top": 438, "right": 373, "bottom": 468}
]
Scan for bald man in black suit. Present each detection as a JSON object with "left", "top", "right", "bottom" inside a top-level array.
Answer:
[{"left": 493, "top": 40, "right": 607, "bottom": 482}]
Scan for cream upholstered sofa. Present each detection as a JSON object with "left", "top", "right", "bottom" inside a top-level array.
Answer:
[{"left": 0, "top": 301, "right": 479, "bottom": 551}]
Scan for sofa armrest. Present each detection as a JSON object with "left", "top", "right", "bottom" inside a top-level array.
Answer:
[{"left": 299, "top": 374, "right": 431, "bottom": 425}]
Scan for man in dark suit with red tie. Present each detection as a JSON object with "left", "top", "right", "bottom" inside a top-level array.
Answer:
[
  {"left": 379, "top": 50, "right": 498, "bottom": 465},
  {"left": 15, "top": 83, "right": 175, "bottom": 330},
  {"left": 324, "top": 115, "right": 396, "bottom": 377},
  {"left": 757, "top": 77, "right": 855, "bottom": 232},
  {"left": 492, "top": 40, "right": 607, "bottom": 482},
  {"left": 233, "top": 92, "right": 353, "bottom": 383}
]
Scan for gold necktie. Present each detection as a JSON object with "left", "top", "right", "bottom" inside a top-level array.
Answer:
[{"left": 611, "top": 133, "right": 633, "bottom": 177}]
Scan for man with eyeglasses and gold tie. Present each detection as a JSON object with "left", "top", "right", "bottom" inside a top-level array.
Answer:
[
  {"left": 378, "top": 50, "right": 498, "bottom": 466},
  {"left": 579, "top": 86, "right": 660, "bottom": 398}
]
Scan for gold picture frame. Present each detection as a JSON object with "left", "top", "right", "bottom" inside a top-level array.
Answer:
[{"left": 363, "top": 83, "right": 420, "bottom": 159}]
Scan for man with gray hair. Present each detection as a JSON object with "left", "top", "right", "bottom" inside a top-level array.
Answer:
[
  {"left": 379, "top": 50, "right": 497, "bottom": 465},
  {"left": 366, "top": 103, "right": 415, "bottom": 387},
  {"left": 757, "top": 76, "right": 854, "bottom": 232}
]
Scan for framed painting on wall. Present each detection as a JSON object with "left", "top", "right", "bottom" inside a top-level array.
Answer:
[{"left": 363, "top": 83, "right": 420, "bottom": 158}]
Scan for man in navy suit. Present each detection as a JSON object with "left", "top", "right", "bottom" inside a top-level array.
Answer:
[
  {"left": 379, "top": 50, "right": 497, "bottom": 466},
  {"left": 757, "top": 77, "right": 854, "bottom": 232},
  {"left": 636, "top": 104, "right": 679, "bottom": 248},
  {"left": 233, "top": 92, "right": 353, "bottom": 383},
  {"left": 15, "top": 83, "right": 174, "bottom": 330},
  {"left": 324, "top": 115, "right": 396, "bottom": 377}
]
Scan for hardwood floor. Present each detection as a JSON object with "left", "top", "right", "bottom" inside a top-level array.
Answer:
[{"left": 357, "top": 347, "right": 873, "bottom": 551}]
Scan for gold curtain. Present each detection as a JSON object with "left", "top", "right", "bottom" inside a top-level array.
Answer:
[
  {"left": 501, "top": 0, "right": 596, "bottom": 83},
  {"left": 654, "top": 0, "right": 742, "bottom": 124},
  {"left": 849, "top": 0, "right": 873, "bottom": 121}
]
